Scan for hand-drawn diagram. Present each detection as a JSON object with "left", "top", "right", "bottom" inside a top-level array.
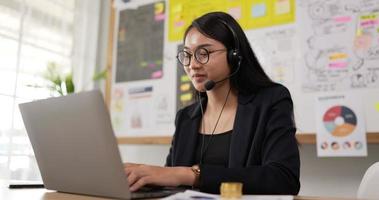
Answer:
[{"left": 299, "top": 0, "right": 379, "bottom": 92}]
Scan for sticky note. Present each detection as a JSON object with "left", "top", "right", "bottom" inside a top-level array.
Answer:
[
  {"left": 329, "top": 53, "right": 348, "bottom": 60},
  {"left": 275, "top": 0, "right": 290, "bottom": 15},
  {"left": 180, "top": 93, "right": 192, "bottom": 102},
  {"left": 172, "top": 4, "right": 182, "bottom": 13},
  {"left": 174, "top": 20, "right": 185, "bottom": 27},
  {"left": 114, "top": 88, "right": 124, "bottom": 98},
  {"left": 155, "top": 14, "right": 165, "bottom": 21},
  {"left": 360, "top": 19, "right": 379, "bottom": 28},
  {"left": 361, "top": 14, "right": 377, "bottom": 20},
  {"left": 356, "top": 28, "right": 362, "bottom": 36},
  {"left": 228, "top": 7, "right": 242, "bottom": 19},
  {"left": 181, "top": 75, "right": 190, "bottom": 82},
  {"left": 154, "top": 2, "right": 165, "bottom": 21},
  {"left": 154, "top": 2, "right": 164, "bottom": 15},
  {"left": 375, "top": 102, "right": 379, "bottom": 112},
  {"left": 155, "top": 60, "right": 162, "bottom": 65},
  {"left": 251, "top": 3, "right": 266, "bottom": 18},
  {"left": 151, "top": 70, "right": 163, "bottom": 79},
  {"left": 140, "top": 62, "right": 147, "bottom": 67},
  {"left": 329, "top": 62, "right": 348, "bottom": 68},
  {"left": 148, "top": 63, "right": 156, "bottom": 68},
  {"left": 114, "top": 100, "right": 124, "bottom": 112},
  {"left": 334, "top": 16, "right": 351, "bottom": 23},
  {"left": 118, "top": 28, "right": 126, "bottom": 41},
  {"left": 180, "top": 83, "right": 191, "bottom": 92}
]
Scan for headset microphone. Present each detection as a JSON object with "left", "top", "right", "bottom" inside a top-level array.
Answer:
[{"left": 204, "top": 80, "right": 216, "bottom": 91}]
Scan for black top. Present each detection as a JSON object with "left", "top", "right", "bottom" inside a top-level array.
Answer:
[
  {"left": 195, "top": 130, "right": 232, "bottom": 166},
  {"left": 166, "top": 84, "right": 300, "bottom": 195}
]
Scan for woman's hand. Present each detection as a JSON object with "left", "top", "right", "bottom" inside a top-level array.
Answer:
[{"left": 124, "top": 163, "right": 196, "bottom": 192}]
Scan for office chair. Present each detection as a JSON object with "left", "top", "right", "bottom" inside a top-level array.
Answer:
[{"left": 357, "top": 162, "right": 379, "bottom": 199}]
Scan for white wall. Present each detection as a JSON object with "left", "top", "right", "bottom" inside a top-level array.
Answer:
[
  {"left": 118, "top": 144, "right": 379, "bottom": 198},
  {"left": 299, "top": 144, "right": 379, "bottom": 198},
  {"left": 119, "top": 144, "right": 169, "bottom": 166}
]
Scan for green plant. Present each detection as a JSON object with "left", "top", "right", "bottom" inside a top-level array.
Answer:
[{"left": 42, "top": 62, "right": 107, "bottom": 96}]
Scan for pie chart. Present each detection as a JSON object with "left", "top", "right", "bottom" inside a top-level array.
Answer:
[{"left": 323, "top": 105, "right": 357, "bottom": 137}]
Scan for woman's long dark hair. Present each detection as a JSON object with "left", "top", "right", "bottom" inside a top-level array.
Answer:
[{"left": 184, "top": 12, "right": 275, "bottom": 95}]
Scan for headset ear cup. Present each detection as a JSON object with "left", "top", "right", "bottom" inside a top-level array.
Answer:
[{"left": 227, "top": 49, "right": 240, "bottom": 68}]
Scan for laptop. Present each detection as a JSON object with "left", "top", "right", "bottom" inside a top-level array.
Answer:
[{"left": 19, "top": 90, "right": 182, "bottom": 199}]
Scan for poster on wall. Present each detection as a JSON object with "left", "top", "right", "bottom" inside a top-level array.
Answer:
[
  {"left": 298, "top": 0, "right": 379, "bottom": 92},
  {"left": 247, "top": 24, "right": 297, "bottom": 84},
  {"left": 168, "top": 0, "right": 295, "bottom": 41},
  {"left": 116, "top": 2, "right": 165, "bottom": 82},
  {"left": 315, "top": 94, "right": 367, "bottom": 157},
  {"left": 111, "top": 1, "right": 176, "bottom": 137},
  {"left": 245, "top": 0, "right": 295, "bottom": 30}
]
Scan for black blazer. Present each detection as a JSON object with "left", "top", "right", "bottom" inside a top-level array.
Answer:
[{"left": 166, "top": 84, "right": 300, "bottom": 194}]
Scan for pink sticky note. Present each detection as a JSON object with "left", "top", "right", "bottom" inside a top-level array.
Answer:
[
  {"left": 334, "top": 16, "right": 352, "bottom": 23},
  {"left": 175, "top": 20, "right": 185, "bottom": 27},
  {"left": 148, "top": 63, "right": 156, "bottom": 68},
  {"left": 360, "top": 19, "right": 379, "bottom": 27},
  {"left": 329, "top": 62, "right": 348, "bottom": 68},
  {"left": 155, "top": 14, "right": 165, "bottom": 21},
  {"left": 151, "top": 70, "right": 163, "bottom": 79},
  {"left": 228, "top": 7, "right": 242, "bottom": 19}
]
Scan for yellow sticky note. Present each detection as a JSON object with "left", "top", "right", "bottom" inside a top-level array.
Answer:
[
  {"left": 375, "top": 102, "right": 379, "bottom": 112},
  {"left": 155, "top": 2, "right": 165, "bottom": 15},
  {"left": 172, "top": 4, "right": 182, "bottom": 13},
  {"left": 181, "top": 75, "right": 190, "bottom": 82},
  {"left": 180, "top": 93, "right": 192, "bottom": 102},
  {"left": 329, "top": 52, "right": 348, "bottom": 60},
  {"left": 356, "top": 28, "right": 362, "bottom": 36},
  {"left": 180, "top": 83, "right": 191, "bottom": 92},
  {"left": 140, "top": 62, "right": 147, "bottom": 67}
]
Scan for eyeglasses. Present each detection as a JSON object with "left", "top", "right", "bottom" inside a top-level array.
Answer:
[{"left": 176, "top": 47, "right": 226, "bottom": 67}]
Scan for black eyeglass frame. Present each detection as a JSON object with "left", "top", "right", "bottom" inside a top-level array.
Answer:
[{"left": 176, "top": 47, "right": 226, "bottom": 67}]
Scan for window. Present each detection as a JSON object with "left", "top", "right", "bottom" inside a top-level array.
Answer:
[{"left": 0, "top": 0, "right": 76, "bottom": 181}]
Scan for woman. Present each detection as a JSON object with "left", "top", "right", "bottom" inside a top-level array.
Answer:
[{"left": 125, "top": 11, "right": 300, "bottom": 195}]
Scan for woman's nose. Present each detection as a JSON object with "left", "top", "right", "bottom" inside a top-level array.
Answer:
[{"left": 188, "top": 57, "right": 202, "bottom": 70}]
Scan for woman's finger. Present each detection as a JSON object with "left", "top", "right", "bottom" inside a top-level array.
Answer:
[
  {"left": 127, "top": 172, "right": 139, "bottom": 187},
  {"left": 129, "top": 176, "right": 151, "bottom": 192}
]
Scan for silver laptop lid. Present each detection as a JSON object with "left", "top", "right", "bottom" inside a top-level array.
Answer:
[{"left": 19, "top": 90, "right": 131, "bottom": 199}]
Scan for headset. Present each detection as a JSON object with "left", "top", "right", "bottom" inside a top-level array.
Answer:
[
  {"left": 171, "top": 18, "right": 243, "bottom": 166},
  {"left": 218, "top": 19, "right": 242, "bottom": 70},
  {"left": 200, "top": 18, "right": 243, "bottom": 91},
  {"left": 198, "top": 18, "right": 241, "bottom": 164}
]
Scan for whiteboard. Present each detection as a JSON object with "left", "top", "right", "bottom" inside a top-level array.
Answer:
[
  {"left": 110, "top": 0, "right": 379, "bottom": 137},
  {"left": 245, "top": 0, "right": 379, "bottom": 133}
]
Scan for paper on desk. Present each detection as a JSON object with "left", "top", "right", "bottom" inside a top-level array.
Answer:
[{"left": 163, "top": 190, "right": 293, "bottom": 200}]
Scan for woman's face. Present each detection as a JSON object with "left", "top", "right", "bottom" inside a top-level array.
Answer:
[{"left": 183, "top": 27, "right": 230, "bottom": 92}]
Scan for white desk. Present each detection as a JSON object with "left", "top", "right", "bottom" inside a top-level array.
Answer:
[
  {"left": 1, "top": 187, "right": 111, "bottom": 200},
  {"left": 0, "top": 182, "right": 361, "bottom": 200}
]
